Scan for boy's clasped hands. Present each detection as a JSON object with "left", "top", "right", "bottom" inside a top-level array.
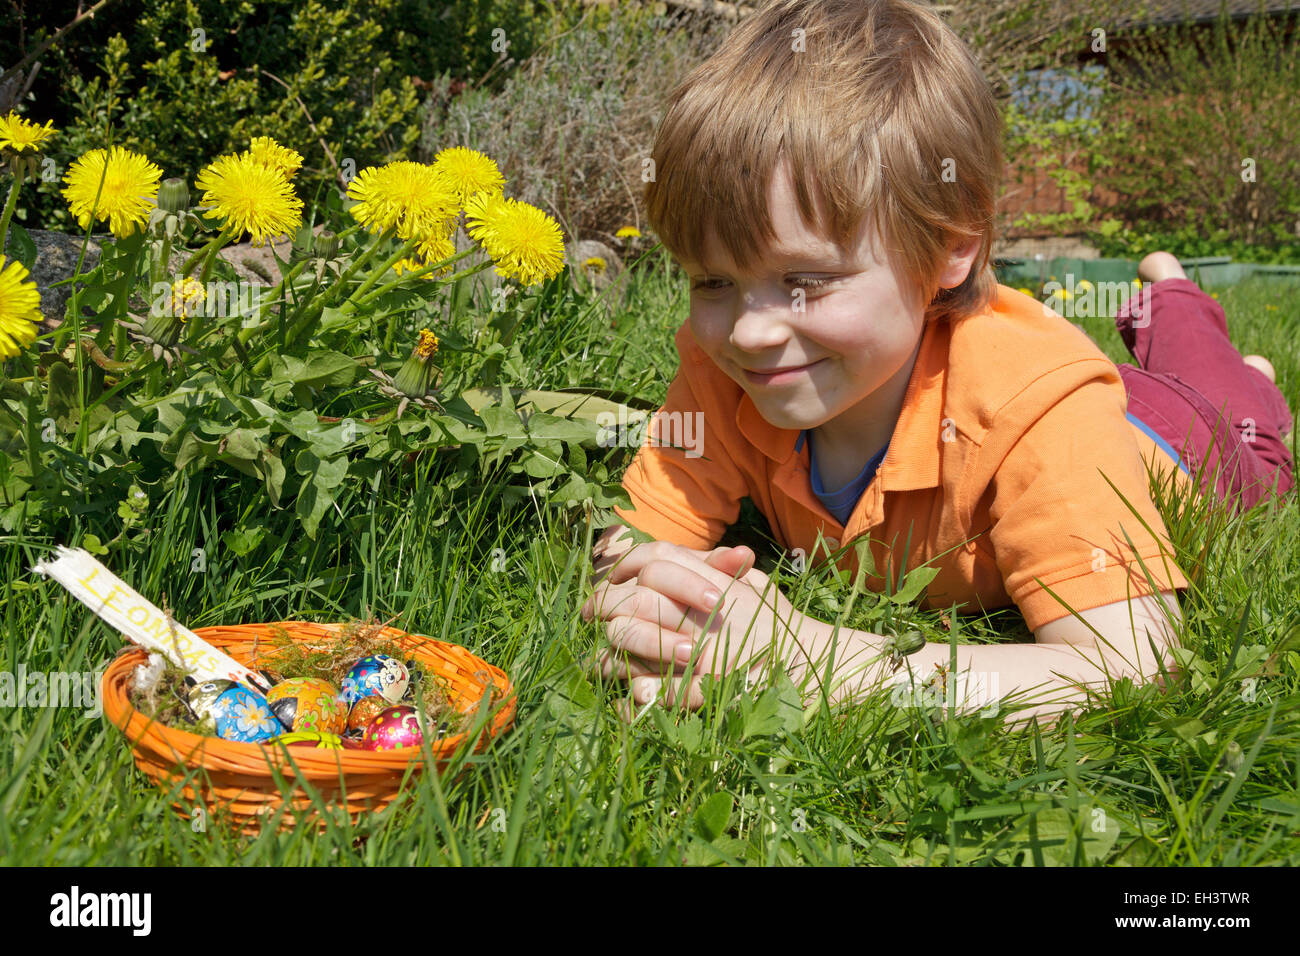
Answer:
[{"left": 580, "top": 539, "right": 822, "bottom": 715}]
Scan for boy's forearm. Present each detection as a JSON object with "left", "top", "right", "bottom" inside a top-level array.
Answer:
[{"left": 792, "top": 614, "right": 1172, "bottom": 725}]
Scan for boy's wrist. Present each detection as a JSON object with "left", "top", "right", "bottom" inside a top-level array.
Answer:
[{"left": 787, "top": 614, "right": 891, "bottom": 705}]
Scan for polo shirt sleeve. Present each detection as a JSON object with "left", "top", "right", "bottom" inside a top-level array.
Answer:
[
  {"left": 982, "top": 363, "right": 1190, "bottom": 632},
  {"left": 612, "top": 357, "right": 749, "bottom": 550}
]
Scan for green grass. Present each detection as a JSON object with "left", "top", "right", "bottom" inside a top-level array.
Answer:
[{"left": 3, "top": 257, "right": 1300, "bottom": 865}]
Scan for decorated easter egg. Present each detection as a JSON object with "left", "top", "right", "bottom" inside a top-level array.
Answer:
[
  {"left": 186, "top": 679, "right": 235, "bottom": 723},
  {"left": 204, "top": 684, "right": 282, "bottom": 743},
  {"left": 276, "top": 731, "right": 346, "bottom": 750},
  {"left": 363, "top": 705, "right": 424, "bottom": 751},
  {"left": 265, "top": 677, "right": 347, "bottom": 735},
  {"left": 347, "top": 694, "right": 389, "bottom": 734},
  {"left": 341, "top": 655, "right": 409, "bottom": 706}
]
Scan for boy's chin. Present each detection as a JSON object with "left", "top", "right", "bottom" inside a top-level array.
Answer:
[{"left": 749, "top": 400, "right": 830, "bottom": 431}]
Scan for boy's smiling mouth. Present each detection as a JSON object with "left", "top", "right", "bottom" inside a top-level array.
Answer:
[{"left": 742, "top": 358, "right": 825, "bottom": 385}]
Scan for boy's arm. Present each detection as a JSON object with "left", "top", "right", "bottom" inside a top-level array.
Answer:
[
  {"left": 586, "top": 544, "right": 1182, "bottom": 723},
  {"left": 800, "top": 590, "right": 1182, "bottom": 725}
]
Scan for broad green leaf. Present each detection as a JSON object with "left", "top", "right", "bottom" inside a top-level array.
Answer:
[
  {"left": 695, "top": 791, "right": 734, "bottom": 842},
  {"left": 1024, "top": 807, "right": 1119, "bottom": 865},
  {"left": 650, "top": 706, "right": 678, "bottom": 745},
  {"left": 294, "top": 448, "right": 348, "bottom": 489},
  {"left": 217, "top": 427, "right": 265, "bottom": 461},
  {"left": 5, "top": 223, "right": 37, "bottom": 270},
  {"left": 260, "top": 451, "right": 286, "bottom": 506},
  {"left": 890, "top": 565, "right": 940, "bottom": 605},
  {"left": 678, "top": 714, "right": 703, "bottom": 754},
  {"left": 44, "top": 361, "right": 80, "bottom": 430}
]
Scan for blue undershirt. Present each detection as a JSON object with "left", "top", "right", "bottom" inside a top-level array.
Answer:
[{"left": 797, "top": 428, "right": 890, "bottom": 526}]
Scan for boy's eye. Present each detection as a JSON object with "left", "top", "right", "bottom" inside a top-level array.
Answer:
[
  {"left": 789, "top": 276, "right": 833, "bottom": 290},
  {"left": 690, "top": 277, "right": 731, "bottom": 291}
]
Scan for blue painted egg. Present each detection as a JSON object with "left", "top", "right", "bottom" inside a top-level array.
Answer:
[
  {"left": 341, "top": 655, "right": 410, "bottom": 706},
  {"left": 188, "top": 681, "right": 281, "bottom": 743}
]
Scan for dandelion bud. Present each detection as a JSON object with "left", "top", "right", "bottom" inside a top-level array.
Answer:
[
  {"left": 893, "top": 629, "right": 927, "bottom": 656},
  {"left": 883, "top": 628, "right": 927, "bottom": 665},
  {"left": 158, "top": 177, "right": 190, "bottom": 214},
  {"left": 392, "top": 328, "right": 440, "bottom": 397},
  {"left": 315, "top": 230, "right": 339, "bottom": 260}
]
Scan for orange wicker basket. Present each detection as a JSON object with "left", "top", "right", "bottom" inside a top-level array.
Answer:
[{"left": 101, "top": 621, "right": 515, "bottom": 832}]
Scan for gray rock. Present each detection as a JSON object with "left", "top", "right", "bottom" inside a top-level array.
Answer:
[
  {"left": 24, "top": 229, "right": 104, "bottom": 327},
  {"left": 569, "top": 239, "right": 624, "bottom": 291},
  {"left": 22, "top": 228, "right": 301, "bottom": 330}
]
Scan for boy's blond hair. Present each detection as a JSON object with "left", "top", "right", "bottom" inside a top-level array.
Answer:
[{"left": 646, "top": 0, "right": 1003, "bottom": 324}]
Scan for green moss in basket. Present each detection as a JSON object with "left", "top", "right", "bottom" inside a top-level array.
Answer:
[
  {"left": 250, "top": 618, "right": 410, "bottom": 686},
  {"left": 126, "top": 655, "right": 213, "bottom": 734},
  {"left": 410, "top": 664, "right": 473, "bottom": 738}
]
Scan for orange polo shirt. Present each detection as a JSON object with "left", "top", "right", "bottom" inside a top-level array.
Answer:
[{"left": 612, "top": 285, "right": 1191, "bottom": 632}]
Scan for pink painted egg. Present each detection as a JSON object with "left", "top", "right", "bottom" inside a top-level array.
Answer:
[{"left": 363, "top": 705, "right": 424, "bottom": 751}]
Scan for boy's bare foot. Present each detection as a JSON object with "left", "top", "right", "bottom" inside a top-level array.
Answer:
[
  {"left": 1242, "top": 354, "right": 1276, "bottom": 384},
  {"left": 1137, "top": 251, "right": 1187, "bottom": 284}
]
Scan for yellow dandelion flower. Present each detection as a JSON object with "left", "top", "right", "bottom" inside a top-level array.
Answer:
[
  {"left": 0, "top": 112, "right": 56, "bottom": 153},
  {"left": 466, "top": 194, "right": 566, "bottom": 287},
  {"left": 415, "top": 328, "right": 439, "bottom": 358},
  {"left": 431, "top": 147, "right": 505, "bottom": 206},
  {"left": 347, "top": 161, "right": 460, "bottom": 240},
  {"left": 393, "top": 231, "right": 457, "bottom": 278},
  {"left": 62, "top": 146, "right": 162, "bottom": 238},
  {"left": 583, "top": 256, "right": 607, "bottom": 274},
  {"left": 1016, "top": 287, "right": 1034, "bottom": 296},
  {"left": 1133, "top": 279, "right": 1143, "bottom": 290},
  {"left": 195, "top": 152, "right": 303, "bottom": 246},
  {"left": 0, "top": 255, "right": 42, "bottom": 360},
  {"left": 168, "top": 277, "right": 207, "bottom": 319},
  {"left": 1075, "top": 279, "right": 1094, "bottom": 293},
  {"left": 416, "top": 231, "right": 456, "bottom": 272},
  {"left": 246, "top": 136, "right": 303, "bottom": 179},
  {"left": 463, "top": 190, "right": 510, "bottom": 247},
  {"left": 615, "top": 226, "right": 641, "bottom": 239}
]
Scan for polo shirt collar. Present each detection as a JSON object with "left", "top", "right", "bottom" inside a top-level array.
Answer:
[{"left": 734, "top": 317, "right": 949, "bottom": 491}]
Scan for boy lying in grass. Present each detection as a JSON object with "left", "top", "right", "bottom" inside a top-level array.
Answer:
[{"left": 580, "top": 0, "right": 1294, "bottom": 724}]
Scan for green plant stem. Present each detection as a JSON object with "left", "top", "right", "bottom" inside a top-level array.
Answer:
[
  {"left": 197, "top": 228, "right": 236, "bottom": 285},
  {"left": 236, "top": 258, "right": 312, "bottom": 347},
  {"left": 181, "top": 224, "right": 236, "bottom": 277},
  {"left": 151, "top": 233, "right": 173, "bottom": 289},
  {"left": 349, "top": 248, "right": 483, "bottom": 311},
  {"left": 344, "top": 234, "right": 422, "bottom": 304},
  {"left": 320, "top": 226, "right": 397, "bottom": 308},
  {"left": 480, "top": 290, "right": 526, "bottom": 388},
  {"left": 0, "top": 167, "right": 24, "bottom": 256},
  {"left": 111, "top": 320, "right": 129, "bottom": 362}
]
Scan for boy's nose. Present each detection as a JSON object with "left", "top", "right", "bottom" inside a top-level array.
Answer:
[{"left": 730, "top": 295, "right": 796, "bottom": 348}]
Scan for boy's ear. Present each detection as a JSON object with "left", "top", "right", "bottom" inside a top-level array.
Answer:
[{"left": 936, "top": 237, "right": 982, "bottom": 290}]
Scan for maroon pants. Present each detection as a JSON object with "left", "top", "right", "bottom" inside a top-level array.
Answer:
[{"left": 1115, "top": 278, "right": 1294, "bottom": 512}]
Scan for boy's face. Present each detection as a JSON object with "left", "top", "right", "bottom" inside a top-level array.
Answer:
[{"left": 680, "top": 163, "right": 931, "bottom": 451}]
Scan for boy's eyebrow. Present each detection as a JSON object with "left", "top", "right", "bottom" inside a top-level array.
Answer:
[{"left": 685, "top": 243, "right": 846, "bottom": 273}]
